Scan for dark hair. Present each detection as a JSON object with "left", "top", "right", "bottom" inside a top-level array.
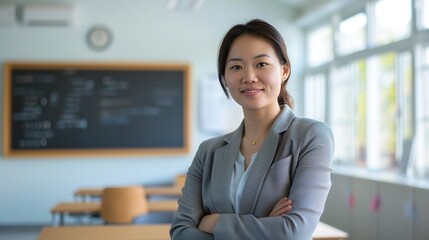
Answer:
[{"left": 217, "top": 19, "right": 293, "bottom": 108}]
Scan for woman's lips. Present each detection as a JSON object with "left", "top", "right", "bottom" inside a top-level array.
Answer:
[{"left": 241, "top": 89, "right": 263, "bottom": 96}]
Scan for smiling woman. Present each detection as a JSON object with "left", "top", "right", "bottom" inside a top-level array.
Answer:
[
  {"left": 223, "top": 34, "right": 289, "bottom": 112},
  {"left": 170, "top": 19, "right": 334, "bottom": 240}
]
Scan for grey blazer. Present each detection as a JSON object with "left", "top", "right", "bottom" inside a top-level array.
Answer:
[{"left": 170, "top": 106, "right": 334, "bottom": 240}]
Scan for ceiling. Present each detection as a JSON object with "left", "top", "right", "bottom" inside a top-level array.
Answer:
[
  {"left": 275, "top": 0, "right": 333, "bottom": 13},
  {"left": 274, "top": 0, "right": 357, "bottom": 27},
  {"left": 165, "top": 0, "right": 355, "bottom": 27}
]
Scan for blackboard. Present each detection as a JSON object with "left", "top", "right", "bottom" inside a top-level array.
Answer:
[{"left": 2, "top": 62, "right": 190, "bottom": 157}]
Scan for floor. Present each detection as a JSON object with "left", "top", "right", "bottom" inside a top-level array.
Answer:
[
  {"left": 0, "top": 215, "right": 102, "bottom": 240},
  {"left": 0, "top": 213, "right": 174, "bottom": 240},
  {"left": 0, "top": 225, "right": 42, "bottom": 240}
]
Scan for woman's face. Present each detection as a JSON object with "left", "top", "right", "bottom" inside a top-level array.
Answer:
[{"left": 224, "top": 34, "right": 289, "bottom": 111}]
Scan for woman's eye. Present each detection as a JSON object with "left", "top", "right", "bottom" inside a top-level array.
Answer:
[
  {"left": 257, "top": 62, "right": 268, "bottom": 67},
  {"left": 230, "top": 65, "right": 242, "bottom": 70}
]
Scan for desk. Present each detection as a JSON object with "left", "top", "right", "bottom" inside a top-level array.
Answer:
[
  {"left": 38, "top": 224, "right": 171, "bottom": 240},
  {"left": 313, "top": 222, "right": 348, "bottom": 240},
  {"left": 38, "top": 222, "right": 348, "bottom": 240},
  {"left": 75, "top": 187, "right": 182, "bottom": 201},
  {"left": 51, "top": 200, "right": 178, "bottom": 225}
]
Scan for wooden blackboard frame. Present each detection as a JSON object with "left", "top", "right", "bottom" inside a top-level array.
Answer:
[{"left": 2, "top": 62, "right": 191, "bottom": 157}]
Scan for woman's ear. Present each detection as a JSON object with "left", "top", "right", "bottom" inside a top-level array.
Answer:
[{"left": 282, "top": 65, "right": 290, "bottom": 82}]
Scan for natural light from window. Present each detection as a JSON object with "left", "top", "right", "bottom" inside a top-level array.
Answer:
[
  {"left": 304, "top": 0, "right": 422, "bottom": 177},
  {"left": 330, "top": 61, "right": 366, "bottom": 166},
  {"left": 308, "top": 25, "right": 333, "bottom": 66},
  {"left": 338, "top": 13, "right": 367, "bottom": 55},
  {"left": 374, "top": 0, "right": 411, "bottom": 46},
  {"left": 422, "top": 0, "right": 429, "bottom": 29},
  {"left": 366, "top": 53, "right": 397, "bottom": 170},
  {"left": 304, "top": 74, "right": 326, "bottom": 121},
  {"left": 413, "top": 46, "right": 429, "bottom": 178}
]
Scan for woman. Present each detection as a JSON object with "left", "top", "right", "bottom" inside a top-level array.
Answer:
[{"left": 170, "top": 19, "right": 334, "bottom": 240}]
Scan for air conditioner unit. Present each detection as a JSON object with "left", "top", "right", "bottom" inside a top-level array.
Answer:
[
  {"left": 0, "top": 4, "right": 16, "bottom": 25},
  {"left": 22, "top": 4, "right": 75, "bottom": 26}
]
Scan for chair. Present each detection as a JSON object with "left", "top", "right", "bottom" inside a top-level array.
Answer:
[
  {"left": 175, "top": 174, "right": 186, "bottom": 189},
  {"left": 100, "top": 186, "right": 148, "bottom": 224}
]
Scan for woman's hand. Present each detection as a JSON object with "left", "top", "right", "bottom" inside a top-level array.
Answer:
[
  {"left": 269, "top": 197, "right": 292, "bottom": 217},
  {"left": 198, "top": 213, "right": 220, "bottom": 234}
]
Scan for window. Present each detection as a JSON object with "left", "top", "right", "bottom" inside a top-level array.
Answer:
[
  {"left": 330, "top": 61, "right": 366, "bottom": 165},
  {"left": 414, "top": 46, "right": 429, "bottom": 178},
  {"left": 426, "top": 45, "right": 429, "bottom": 63},
  {"left": 338, "top": 13, "right": 367, "bottom": 55},
  {"left": 373, "top": 0, "right": 412, "bottom": 46},
  {"left": 398, "top": 52, "right": 414, "bottom": 166},
  {"left": 304, "top": 73, "right": 326, "bottom": 121},
  {"left": 420, "top": 0, "right": 429, "bottom": 29},
  {"left": 366, "top": 53, "right": 398, "bottom": 169},
  {"left": 303, "top": 0, "right": 420, "bottom": 178},
  {"left": 308, "top": 25, "right": 334, "bottom": 66}
]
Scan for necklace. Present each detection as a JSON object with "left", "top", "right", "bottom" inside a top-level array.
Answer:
[{"left": 244, "top": 135, "right": 263, "bottom": 145}]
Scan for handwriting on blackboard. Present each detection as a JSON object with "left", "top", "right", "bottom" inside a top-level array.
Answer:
[{"left": 3, "top": 63, "right": 190, "bottom": 156}]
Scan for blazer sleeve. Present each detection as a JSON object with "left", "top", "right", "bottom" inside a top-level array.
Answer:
[
  {"left": 213, "top": 121, "right": 334, "bottom": 240},
  {"left": 170, "top": 141, "right": 214, "bottom": 240}
]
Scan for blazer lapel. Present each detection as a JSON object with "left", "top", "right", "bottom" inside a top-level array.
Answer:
[
  {"left": 238, "top": 131, "right": 278, "bottom": 214},
  {"left": 211, "top": 124, "right": 243, "bottom": 213},
  {"left": 238, "top": 106, "right": 296, "bottom": 214}
]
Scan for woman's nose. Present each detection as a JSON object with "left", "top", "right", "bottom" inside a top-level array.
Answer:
[{"left": 242, "top": 67, "right": 257, "bottom": 83}]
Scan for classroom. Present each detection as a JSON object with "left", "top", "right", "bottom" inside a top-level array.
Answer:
[{"left": 0, "top": 0, "right": 427, "bottom": 239}]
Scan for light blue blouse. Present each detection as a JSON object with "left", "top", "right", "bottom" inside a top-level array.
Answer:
[{"left": 230, "top": 152, "right": 258, "bottom": 213}]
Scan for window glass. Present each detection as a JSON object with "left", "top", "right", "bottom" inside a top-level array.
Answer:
[
  {"left": 400, "top": 52, "right": 413, "bottom": 141},
  {"left": 374, "top": 0, "right": 411, "bottom": 46},
  {"left": 421, "top": 0, "right": 429, "bottom": 29},
  {"left": 330, "top": 61, "right": 366, "bottom": 165},
  {"left": 308, "top": 25, "right": 333, "bottom": 66},
  {"left": 419, "top": 68, "right": 429, "bottom": 177},
  {"left": 425, "top": 45, "right": 429, "bottom": 63},
  {"left": 396, "top": 52, "right": 414, "bottom": 171},
  {"left": 338, "top": 13, "right": 367, "bottom": 55},
  {"left": 366, "top": 52, "right": 397, "bottom": 170},
  {"left": 414, "top": 47, "right": 429, "bottom": 178},
  {"left": 423, "top": 71, "right": 429, "bottom": 177},
  {"left": 304, "top": 74, "right": 326, "bottom": 121}
]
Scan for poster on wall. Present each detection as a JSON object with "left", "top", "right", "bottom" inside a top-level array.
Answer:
[{"left": 199, "top": 74, "right": 242, "bottom": 135}]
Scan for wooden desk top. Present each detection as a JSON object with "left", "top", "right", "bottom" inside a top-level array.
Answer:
[
  {"left": 74, "top": 186, "right": 182, "bottom": 198},
  {"left": 147, "top": 200, "right": 178, "bottom": 212},
  {"left": 74, "top": 188, "right": 102, "bottom": 197},
  {"left": 38, "top": 222, "right": 348, "bottom": 240},
  {"left": 38, "top": 224, "right": 171, "bottom": 240},
  {"left": 313, "top": 222, "right": 348, "bottom": 240},
  {"left": 51, "top": 202, "right": 100, "bottom": 214},
  {"left": 51, "top": 200, "right": 178, "bottom": 214},
  {"left": 146, "top": 186, "right": 182, "bottom": 196}
]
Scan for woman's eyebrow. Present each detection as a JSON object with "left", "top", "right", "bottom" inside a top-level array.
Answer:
[
  {"left": 227, "top": 54, "right": 272, "bottom": 63},
  {"left": 227, "top": 57, "right": 242, "bottom": 63},
  {"left": 254, "top": 54, "right": 272, "bottom": 59}
]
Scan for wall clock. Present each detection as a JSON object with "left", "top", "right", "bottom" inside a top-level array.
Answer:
[{"left": 86, "top": 25, "right": 112, "bottom": 51}]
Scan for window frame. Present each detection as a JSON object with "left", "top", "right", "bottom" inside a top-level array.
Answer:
[{"left": 302, "top": 0, "right": 420, "bottom": 175}]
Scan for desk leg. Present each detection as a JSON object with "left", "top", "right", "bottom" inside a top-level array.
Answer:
[
  {"left": 59, "top": 213, "right": 64, "bottom": 226},
  {"left": 51, "top": 214, "right": 56, "bottom": 226},
  {"left": 51, "top": 213, "right": 63, "bottom": 226}
]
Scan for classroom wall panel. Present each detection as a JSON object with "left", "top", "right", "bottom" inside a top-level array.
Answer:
[
  {"left": 321, "top": 174, "right": 352, "bottom": 234},
  {"left": 325, "top": 172, "right": 429, "bottom": 240},
  {"left": 378, "top": 182, "right": 413, "bottom": 240},
  {"left": 414, "top": 187, "right": 429, "bottom": 240},
  {"left": 351, "top": 178, "right": 378, "bottom": 240}
]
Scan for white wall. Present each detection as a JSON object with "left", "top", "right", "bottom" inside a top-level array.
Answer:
[{"left": 0, "top": 0, "right": 304, "bottom": 224}]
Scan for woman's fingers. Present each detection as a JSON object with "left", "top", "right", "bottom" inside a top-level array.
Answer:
[{"left": 269, "top": 197, "right": 292, "bottom": 217}]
